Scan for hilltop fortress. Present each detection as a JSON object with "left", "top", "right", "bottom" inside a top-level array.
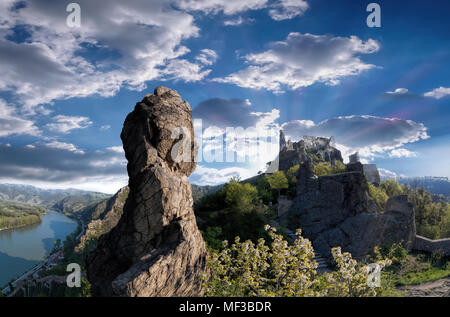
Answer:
[{"left": 276, "top": 131, "right": 449, "bottom": 258}]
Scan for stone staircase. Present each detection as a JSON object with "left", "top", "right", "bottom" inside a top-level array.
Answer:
[
  {"left": 314, "top": 255, "right": 331, "bottom": 273},
  {"left": 285, "top": 231, "right": 331, "bottom": 273}
]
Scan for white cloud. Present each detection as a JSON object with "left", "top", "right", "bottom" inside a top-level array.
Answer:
[
  {"left": 389, "top": 148, "right": 417, "bottom": 158},
  {"left": 192, "top": 98, "right": 280, "bottom": 181},
  {"left": 176, "top": 0, "right": 268, "bottom": 15},
  {"left": 282, "top": 115, "right": 429, "bottom": 162},
  {"left": 161, "top": 59, "right": 212, "bottom": 82},
  {"left": 107, "top": 146, "right": 124, "bottom": 153},
  {"left": 195, "top": 49, "right": 218, "bottom": 66},
  {"left": 378, "top": 168, "right": 405, "bottom": 179},
  {"left": 45, "top": 141, "right": 84, "bottom": 154},
  {"left": 423, "top": 87, "right": 450, "bottom": 99},
  {"left": 223, "top": 16, "right": 254, "bottom": 26},
  {"left": 0, "top": 143, "right": 127, "bottom": 194},
  {"left": 0, "top": 0, "right": 212, "bottom": 112},
  {"left": 46, "top": 115, "right": 92, "bottom": 134},
  {"left": 385, "top": 88, "right": 409, "bottom": 95},
  {"left": 268, "top": 0, "right": 309, "bottom": 21},
  {"left": 0, "top": 99, "right": 40, "bottom": 137},
  {"left": 177, "top": 0, "right": 309, "bottom": 21},
  {"left": 191, "top": 165, "right": 258, "bottom": 185},
  {"left": 100, "top": 125, "right": 111, "bottom": 131},
  {"left": 214, "top": 32, "right": 380, "bottom": 93}
]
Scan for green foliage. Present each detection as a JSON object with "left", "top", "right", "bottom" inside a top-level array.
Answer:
[
  {"left": 402, "top": 185, "right": 450, "bottom": 239},
  {"left": 286, "top": 165, "right": 300, "bottom": 185},
  {"left": 370, "top": 243, "right": 407, "bottom": 266},
  {"left": 368, "top": 183, "right": 389, "bottom": 210},
  {"left": 397, "top": 266, "right": 450, "bottom": 285},
  {"left": 203, "top": 225, "right": 391, "bottom": 297},
  {"left": 314, "top": 161, "right": 347, "bottom": 177},
  {"left": 306, "top": 151, "right": 323, "bottom": 163},
  {"left": 199, "top": 209, "right": 270, "bottom": 250},
  {"left": 0, "top": 201, "right": 45, "bottom": 230},
  {"left": 197, "top": 177, "right": 278, "bottom": 250},
  {"left": 202, "top": 226, "right": 223, "bottom": 250},
  {"left": 267, "top": 171, "right": 289, "bottom": 196},
  {"left": 380, "top": 180, "right": 403, "bottom": 197},
  {"left": 368, "top": 244, "right": 450, "bottom": 287},
  {"left": 223, "top": 178, "right": 258, "bottom": 213},
  {"left": 257, "top": 175, "right": 275, "bottom": 204},
  {"left": 195, "top": 188, "right": 227, "bottom": 213}
]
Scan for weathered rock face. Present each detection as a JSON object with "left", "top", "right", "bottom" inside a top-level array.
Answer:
[
  {"left": 86, "top": 87, "right": 208, "bottom": 297},
  {"left": 285, "top": 160, "right": 416, "bottom": 259},
  {"left": 278, "top": 132, "right": 343, "bottom": 171}
]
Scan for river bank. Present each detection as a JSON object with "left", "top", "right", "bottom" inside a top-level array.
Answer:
[{"left": 0, "top": 210, "right": 77, "bottom": 287}]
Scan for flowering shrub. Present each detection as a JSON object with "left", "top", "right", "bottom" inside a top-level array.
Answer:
[{"left": 203, "top": 225, "right": 391, "bottom": 297}]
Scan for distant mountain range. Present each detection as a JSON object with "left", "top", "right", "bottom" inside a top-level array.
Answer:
[
  {"left": 0, "top": 184, "right": 111, "bottom": 217},
  {"left": 381, "top": 176, "right": 450, "bottom": 198}
]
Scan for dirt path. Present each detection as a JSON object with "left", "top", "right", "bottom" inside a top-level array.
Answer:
[{"left": 398, "top": 277, "right": 450, "bottom": 297}]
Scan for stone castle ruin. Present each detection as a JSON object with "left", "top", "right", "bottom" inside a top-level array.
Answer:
[{"left": 276, "top": 130, "right": 450, "bottom": 259}]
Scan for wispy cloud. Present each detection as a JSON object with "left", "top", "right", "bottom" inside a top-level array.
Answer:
[
  {"left": 46, "top": 115, "right": 92, "bottom": 134},
  {"left": 0, "top": 99, "right": 40, "bottom": 137},
  {"left": 215, "top": 32, "right": 380, "bottom": 93}
]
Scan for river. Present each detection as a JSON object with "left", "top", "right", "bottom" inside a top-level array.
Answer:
[{"left": 0, "top": 210, "right": 77, "bottom": 287}]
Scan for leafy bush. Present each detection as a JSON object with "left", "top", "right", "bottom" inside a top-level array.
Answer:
[
  {"left": 203, "top": 225, "right": 391, "bottom": 297},
  {"left": 380, "top": 180, "right": 403, "bottom": 197},
  {"left": 368, "top": 183, "right": 389, "bottom": 210},
  {"left": 314, "top": 161, "right": 347, "bottom": 177}
]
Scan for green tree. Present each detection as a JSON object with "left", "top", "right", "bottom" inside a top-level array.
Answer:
[
  {"left": 402, "top": 185, "right": 450, "bottom": 239},
  {"left": 380, "top": 180, "right": 403, "bottom": 197},
  {"left": 257, "top": 174, "right": 274, "bottom": 204},
  {"left": 223, "top": 179, "right": 258, "bottom": 213},
  {"left": 368, "top": 183, "right": 389, "bottom": 210},
  {"left": 267, "top": 171, "right": 289, "bottom": 197}
]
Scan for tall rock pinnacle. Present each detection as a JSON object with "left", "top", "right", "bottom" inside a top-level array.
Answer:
[{"left": 86, "top": 87, "right": 208, "bottom": 296}]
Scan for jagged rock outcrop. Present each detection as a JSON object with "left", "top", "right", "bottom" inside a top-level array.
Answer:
[
  {"left": 86, "top": 87, "right": 208, "bottom": 297},
  {"left": 284, "top": 150, "right": 416, "bottom": 259},
  {"left": 278, "top": 132, "right": 343, "bottom": 171}
]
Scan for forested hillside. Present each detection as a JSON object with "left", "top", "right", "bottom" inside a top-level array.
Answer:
[{"left": 0, "top": 201, "right": 45, "bottom": 230}]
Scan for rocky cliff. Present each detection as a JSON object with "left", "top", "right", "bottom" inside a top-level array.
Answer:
[
  {"left": 86, "top": 87, "right": 208, "bottom": 297},
  {"left": 283, "top": 141, "right": 416, "bottom": 259}
]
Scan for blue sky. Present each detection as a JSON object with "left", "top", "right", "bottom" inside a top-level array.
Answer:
[{"left": 0, "top": 0, "right": 449, "bottom": 193}]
